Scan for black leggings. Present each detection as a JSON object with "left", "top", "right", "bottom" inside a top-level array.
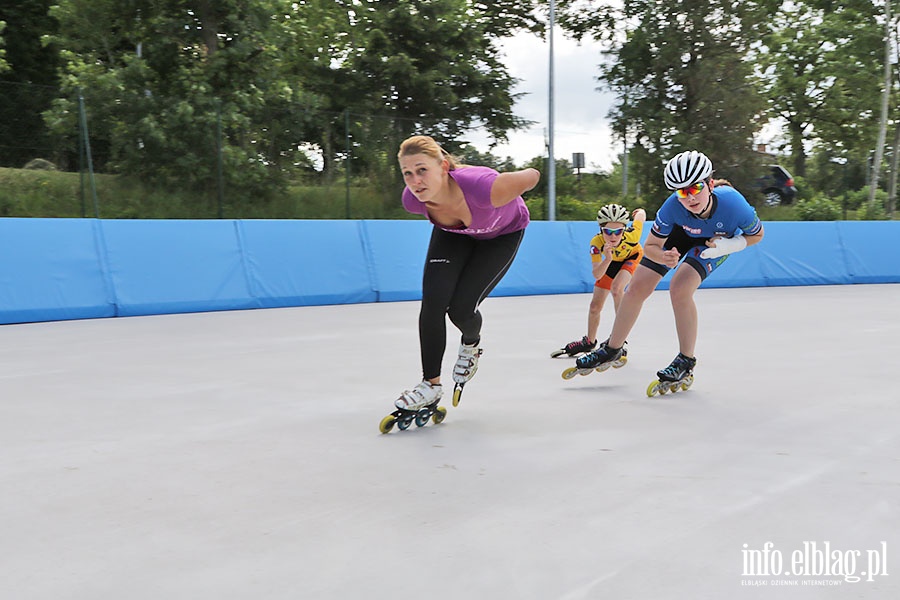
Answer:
[{"left": 418, "top": 227, "right": 525, "bottom": 380}]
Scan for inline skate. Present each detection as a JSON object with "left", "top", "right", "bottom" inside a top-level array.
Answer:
[
  {"left": 451, "top": 340, "right": 482, "bottom": 406},
  {"left": 379, "top": 381, "right": 447, "bottom": 434},
  {"left": 550, "top": 335, "right": 597, "bottom": 358},
  {"left": 646, "top": 352, "right": 696, "bottom": 397},
  {"left": 561, "top": 341, "right": 628, "bottom": 380}
]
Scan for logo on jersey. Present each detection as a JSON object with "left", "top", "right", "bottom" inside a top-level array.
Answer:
[
  {"left": 682, "top": 225, "right": 703, "bottom": 235},
  {"left": 590, "top": 245, "right": 602, "bottom": 255},
  {"left": 652, "top": 217, "right": 670, "bottom": 236}
]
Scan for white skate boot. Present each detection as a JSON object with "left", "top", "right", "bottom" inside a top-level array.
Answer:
[
  {"left": 394, "top": 381, "right": 443, "bottom": 410},
  {"left": 453, "top": 341, "right": 482, "bottom": 385}
]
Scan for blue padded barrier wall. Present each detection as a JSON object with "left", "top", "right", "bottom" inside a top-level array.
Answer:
[
  {"left": 496, "top": 221, "right": 592, "bottom": 296},
  {"left": 837, "top": 221, "right": 900, "bottom": 284},
  {"left": 360, "top": 220, "right": 431, "bottom": 302},
  {"left": 0, "top": 218, "right": 115, "bottom": 324},
  {"left": 240, "top": 220, "right": 375, "bottom": 308},
  {"left": 755, "top": 222, "right": 851, "bottom": 287},
  {"left": 0, "top": 218, "right": 898, "bottom": 325},
  {"left": 99, "top": 220, "right": 258, "bottom": 317},
  {"left": 603, "top": 221, "right": 860, "bottom": 290}
]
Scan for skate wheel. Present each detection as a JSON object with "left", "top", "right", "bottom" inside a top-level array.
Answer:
[
  {"left": 681, "top": 375, "right": 694, "bottom": 391},
  {"left": 452, "top": 387, "right": 463, "bottom": 407},
  {"left": 379, "top": 415, "right": 396, "bottom": 434},
  {"left": 646, "top": 380, "right": 662, "bottom": 397},
  {"left": 595, "top": 363, "right": 611, "bottom": 373},
  {"left": 397, "top": 416, "right": 413, "bottom": 430},
  {"left": 415, "top": 409, "right": 431, "bottom": 427},
  {"left": 613, "top": 356, "right": 628, "bottom": 368},
  {"left": 561, "top": 367, "right": 579, "bottom": 380},
  {"left": 432, "top": 406, "right": 447, "bottom": 424}
]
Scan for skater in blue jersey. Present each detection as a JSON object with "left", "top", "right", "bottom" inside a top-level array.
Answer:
[{"left": 575, "top": 151, "right": 764, "bottom": 391}]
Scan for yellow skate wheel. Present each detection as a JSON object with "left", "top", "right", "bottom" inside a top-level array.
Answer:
[
  {"left": 561, "top": 367, "right": 579, "bottom": 380},
  {"left": 452, "top": 387, "right": 462, "bottom": 407},
  {"left": 613, "top": 356, "right": 628, "bottom": 368},
  {"left": 646, "top": 380, "right": 659, "bottom": 397},
  {"left": 681, "top": 375, "right": 694, "bottom": 391},
  {"left": 379, "top": 415, "right": 396, "bottom": 434},
  {"left": 432, "top": 406, "right": 447, "bottom": 424}
]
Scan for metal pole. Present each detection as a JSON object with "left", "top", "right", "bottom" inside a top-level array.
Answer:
[
  {"left": 622, "top": 127, "right": 628, "bottom": 198},
  {"left": 345, "top": 109, "right": 351, "bottom": 219},
  {"left": 77, "top": 96, "right": 86, "bottom": 218},
  {"left": 547, "top": 0, "right": 556, "bottom": 221},
  {"left": 77, "top": 90, "right": 100, "bottom": 218},
  {"left": 216, "top": 100, "right": 225, "bottom": 219},
  {"left": 622, "top": 94, "right": 629, "bottom": 199}
]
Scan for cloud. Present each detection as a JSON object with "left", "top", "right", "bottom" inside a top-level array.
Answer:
[{"left": 466, "top": 32, "right": 619, "bottom": 172}]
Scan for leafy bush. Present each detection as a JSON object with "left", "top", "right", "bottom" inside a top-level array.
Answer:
[
  {"left": 842, "top": 187, "right": 866, "bottom": 213},
  {"left": 556, "top": 196, "right": 603, "bottom": 221},
  {"left": 795, "top": 196, "right": 841, "bottom": 221},
  {"left": 856, "top": 198, "right": 888, "bottom": 221}
]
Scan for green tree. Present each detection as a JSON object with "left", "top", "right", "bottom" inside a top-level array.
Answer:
[
  {"left": 45, "top": 0, "right": 322, "bottom": 204},
  {"left": 0, "top": 0, "right": 60, "bottom": 167},
  {"left": 757, "top": 1, "right": 884, "bottom": 178},
  {"left": 302, "top": 0, "right": 537, "bottom": 206},
  {"left": 0, "top": 20, "right": 7, "bottom": 72},
  {"left": 561, "top": 0, "right": 774, "bottom": 210}
]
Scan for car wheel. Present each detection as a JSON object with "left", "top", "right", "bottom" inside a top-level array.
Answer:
[{"left": 764, "top": 190, "right": 783, "bottom": 207}]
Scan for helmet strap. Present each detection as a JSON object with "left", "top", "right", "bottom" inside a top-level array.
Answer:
[
  {"left": 687, "top": 178, "right": 713, "bottom": 218},
  {"left": 692, "top": 197, "right": 710, "bottom": 218}
]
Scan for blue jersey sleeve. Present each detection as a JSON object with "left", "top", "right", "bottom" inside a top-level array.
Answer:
[
  {"left": 717, "top": 186, "right": 762, "bottom": 236},
  {"left": 650, "top": 195, "right": 679, "bottom": 237},
  {"left": 737, "top": 202, "right": 762, "bottom": 236}
]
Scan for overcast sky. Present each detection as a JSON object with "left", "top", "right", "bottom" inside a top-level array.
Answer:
[
  {"left": 466, "top": 31, "right": 620, "bottom": 173},
  {"left": 470, "top": 31, "right": 786, "bottom": 174}
]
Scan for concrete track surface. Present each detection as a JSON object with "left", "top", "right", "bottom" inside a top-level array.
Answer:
[{"left": 2, "top": 284, "right": 898, "bottom": 599}]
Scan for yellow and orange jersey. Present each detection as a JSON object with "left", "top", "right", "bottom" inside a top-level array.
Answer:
[{"left": 589, "top": 220, "right": 644, "bottom": 263}]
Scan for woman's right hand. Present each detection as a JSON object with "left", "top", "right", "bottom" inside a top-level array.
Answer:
[{"left": 661, "top": 248, "right": 680, "bottom": 268}]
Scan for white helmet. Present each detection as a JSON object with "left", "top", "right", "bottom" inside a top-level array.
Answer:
[
  {"left": 597, "top": 203, "right": 630, "bottom": 226},
  {"left": 664, "top": 150, "right": 713, "bottom": 190}
]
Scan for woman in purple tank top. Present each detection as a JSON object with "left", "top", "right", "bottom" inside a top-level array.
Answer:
[{"left": 391, "top": 135, "right": 540, "bottom": 415}]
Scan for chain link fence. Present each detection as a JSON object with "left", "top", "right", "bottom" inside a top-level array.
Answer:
[{"left": 0, "top": 80, "right": 536, "bottom": 220}]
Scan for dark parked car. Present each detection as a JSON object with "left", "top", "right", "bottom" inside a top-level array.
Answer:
[{"left": 757, "top": 164, "right": 797, "bottom": 206}]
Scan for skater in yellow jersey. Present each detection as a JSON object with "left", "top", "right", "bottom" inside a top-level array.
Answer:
[{"left": 555, "top": 203, "right": 646, "bottom": 365}]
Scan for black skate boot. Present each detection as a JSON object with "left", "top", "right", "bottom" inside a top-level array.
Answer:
[
  {"left": 647, "top": 353, "right": 697, "bottom": 396},
  {"left": 657, "top": 352, "right": 696, "bottom": 382},
  {"left": 551, "top": 336, "right": 597, "bottom": 358},
  {"left": 562, "top": 341, "right": 628, "bottom": 380},
  {"left": 575, "top": 342, "right": 623, "bottom": 369}
]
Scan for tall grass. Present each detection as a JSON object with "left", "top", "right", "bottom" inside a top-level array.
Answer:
[
  {"left": 0, "top": 167, "right": 415, "bottom": 219},
  {"left": 4, "top": 166, "right": 888, "bottom": 221}
]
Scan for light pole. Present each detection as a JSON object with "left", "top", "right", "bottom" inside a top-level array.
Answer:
[{"left": 547, "top": 0, "right": 556, "bottom": 221}]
